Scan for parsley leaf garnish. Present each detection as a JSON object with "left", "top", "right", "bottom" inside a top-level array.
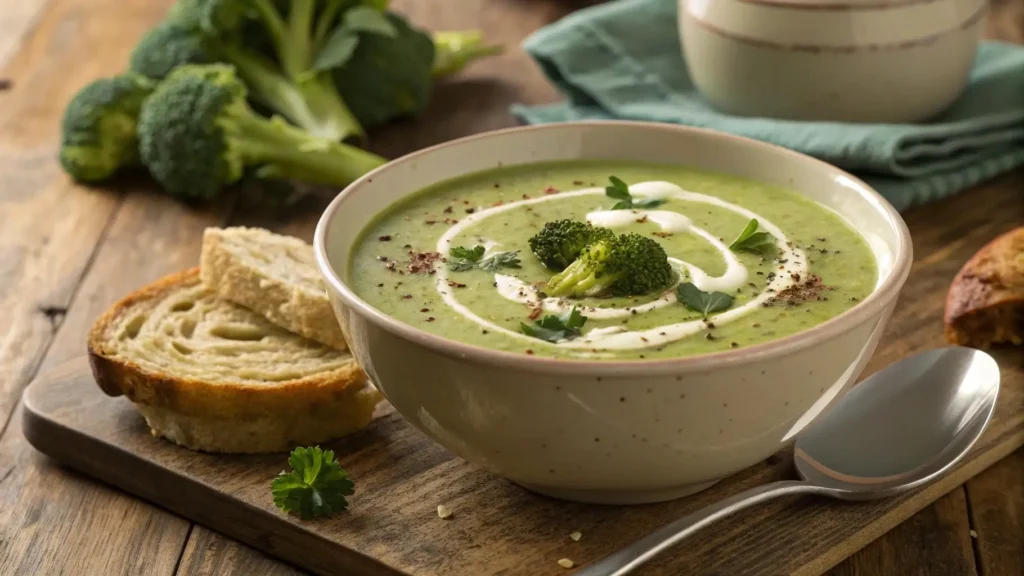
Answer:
[
  {"left": 448, "top": 245, "right": 485, "bottom": 271},
  {"left": 605, "top": 176, "right": 664, "bottom": 210},
  {"left": 271, "top": 446, "right": 354, "bottom": 520},
  {"left": 521, "top": 306, "right": 588, "bottom": 342},
  {"left": 729, "top": 219, "right": 776, "bottom": 256},
  {"left": 479, "top": 251, "right": 522, "bottom": 271},
  {"left": 448, "top": 245, "right": 521, "bottom": 272},
  {"left": 677, "top": 282, "right": 734, "bottom": 318}
]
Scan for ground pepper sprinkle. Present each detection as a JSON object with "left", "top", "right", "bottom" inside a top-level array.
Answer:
[
  {"left": 763, "top": 275, "right": 831, "bottom": 307},
  {"left": 406, "top": 251, "right": 442, "bottom": 274},
  {"left": 378, "top": 235, "right": 392, "bottom": 241}
]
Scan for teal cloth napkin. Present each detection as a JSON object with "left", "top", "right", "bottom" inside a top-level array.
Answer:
[{"left": 510, "top": 0, "right": 1024, "bottom": 211}]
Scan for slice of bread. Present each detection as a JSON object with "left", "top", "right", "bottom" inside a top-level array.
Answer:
[
  {"left": 199, "top": 226, "right": 348, "bottom": 351},
  {"left": 945, "top": 227, "right": 1024, "bottom": 348},
  {"left": 88, "top": 268, "right": 381, "bottom": 453}
]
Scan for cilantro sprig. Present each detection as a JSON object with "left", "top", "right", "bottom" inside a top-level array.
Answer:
[
  {"left": 605, "top": 176, "right": 664, "bottom": 210},
  {"left": 448, "top": 245, "right": 521, "bottom": 272},
  {"left": 272, "top": 446, "right": 354, "bottom": 520},
  {"left": 677, "top": 282, "right": 734, "bottom": 318},
  {"left": 521, "top": 306, "right": 588, "bottom": 343},
  {"left": 729, "top": 219, "right": 776, "bottom": 256}
]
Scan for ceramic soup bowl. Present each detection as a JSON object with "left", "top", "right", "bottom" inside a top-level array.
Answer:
[
  {"left": 680, "top": 0, "right": 985, "bottom": 123},
  {"left": 315, "top": 122, "right": 912, "bottom": 505}
]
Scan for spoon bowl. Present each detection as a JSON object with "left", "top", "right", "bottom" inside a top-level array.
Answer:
[
  {"left": 795, "top": 346, "right": 1000, "bottom": 500},
  {"left": 578, "top": 346, "right": 1000, "bottom": 576}
]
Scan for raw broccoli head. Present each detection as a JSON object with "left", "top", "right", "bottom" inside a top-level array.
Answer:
[
  {"left": 137, "top": 64, "right": 248, "bottom": 200},
  {"left": 59, "top": 74, "right": 154, "bottom": 182},
  {"left": 137, "top": 64, "right": 386, "bottom": 202},
  {"left": 545, "top": 232, "right": 674, "bottom": 298},
  {"left": 169, "top": 0, "right": 250, "bottom": 33},
  {"left": 529, "top": 219, "right": 616, "bottom": 271},
  {"left": 129, "top": 21, "right": 214, "bottom": 80}
]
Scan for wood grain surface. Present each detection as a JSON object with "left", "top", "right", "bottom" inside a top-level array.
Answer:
[
  {"left": 19, "top": 331, "right": 1024, "bottom": 575},
  {"left": 0, "top": 0, "right": 1022, "bottom": 574}
]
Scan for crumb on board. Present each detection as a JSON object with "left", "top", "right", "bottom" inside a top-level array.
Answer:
[
  {"left": 570, "top": 531, "right": 582, "bottom": 542},
  {"left": 437, "top": 504, "right": 453, "bottom": 519},
  {"left": 970, "top": 529, "right": 978, "bottom": 538},
  {"left": 557, "top": 558, "right": 575, "bottom": 569}
]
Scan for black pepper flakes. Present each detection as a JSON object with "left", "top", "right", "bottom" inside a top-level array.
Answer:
[
  {"left": 426, "top": 317, "right": 436, "bottom": 322},
  {"left": 420, "top": 308, "right": 430, "bottom": 313},
  {"left": 525, "top": 349, "right": 534, "bottom": 355},
  {"left": 705, "top": 333, "right": 716, "bottom": 341},
  {"left": 402, "top": 294, "right": 413, "bottom": 299},
  {"left": 465, "top": 208, "right": 476, "bottom": 214},
  {"left": 378, "top": 235, "right": 392, "bottom": 241},
  {"left": 730, "top": 342, "right": 739, "bottom": 348}
]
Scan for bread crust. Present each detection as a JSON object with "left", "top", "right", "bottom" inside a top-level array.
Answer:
[
  {"left": 199, "top": 227, "right": 349, "bottom": 350},
  {"left": 944, "top": 227, "right": 1024, "bottom": 347},
  {"left": 87, "top": 269, "right": 378, "bottom": 452}
]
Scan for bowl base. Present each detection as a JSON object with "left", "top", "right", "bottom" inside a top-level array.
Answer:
[{"left": 515, "top": 479, "right": 720, "bottom": 505}]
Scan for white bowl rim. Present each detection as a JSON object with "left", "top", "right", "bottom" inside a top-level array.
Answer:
[{"left": 314, "top": 121, "right": 913, "bottom": 377}]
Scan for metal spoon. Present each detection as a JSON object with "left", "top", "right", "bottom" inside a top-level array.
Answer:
[{"left": 577, "top": 346, "right": 1000, "bottom": 576}]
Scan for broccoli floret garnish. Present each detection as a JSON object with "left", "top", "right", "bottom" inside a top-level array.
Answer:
[
  {"left": 528, "top": 220, "right": 616, "bottom": 272},
  {"left": 59, "top": 74, "right": 155, "bottom": 182},
  {"left": 545, "top": 232, "right": 674, "bottom": 298},
  {"left": 136, "top": 64, "right": 385, "bottom": 201}
]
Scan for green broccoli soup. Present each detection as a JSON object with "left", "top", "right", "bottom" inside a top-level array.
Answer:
[{"left": 349, "top": 161, "right": 877, "bottom": 360}]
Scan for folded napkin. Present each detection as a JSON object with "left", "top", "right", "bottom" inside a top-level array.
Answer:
[{"left": 510, "top": 0, "right": 1024, "bottom": 211}]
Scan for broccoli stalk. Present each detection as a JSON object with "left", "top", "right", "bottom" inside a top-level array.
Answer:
[
  {"left": 137, "top": 64, "right": 385, "bottom": 201},
  {"left": 130, "top": 0, "right": 366, "bottom": 143},
  {"left": 249, "top": 0, "right": 364, "bottom": 141},
  {"left": 431, "top": 30, "right": 503, "bottom": 78},
  {"left": 545, "top": 233, "right": 674, "bottom": 298},
  {"left": 59, "top": 74, "right": 154, "bottom": 182},
  {"left": 528, "top": 219, "right": 616, "bottom": 271}
]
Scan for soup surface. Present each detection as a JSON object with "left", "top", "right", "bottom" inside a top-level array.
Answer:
[{"left": 349, "top": 161, "right": 877, "bottom": 360}]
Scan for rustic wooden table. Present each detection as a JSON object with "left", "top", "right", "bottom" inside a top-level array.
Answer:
[{"left": 0, "top": 1, "right": 1021, "bottom": 575}]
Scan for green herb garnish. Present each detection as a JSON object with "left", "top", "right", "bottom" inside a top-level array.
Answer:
[
  {"left": 605, "top": 176, "right": 664, "bottom": 210},
  {"left": 480, "top": 251, "right": 522, "bottom": 271},
  {"left": 729, "top": 219, "right": 776, "bottom": 256},
  {"left": 521, "top": 306, "right": 588, "bottom": 343},
  {"left": 677, "top": 282, "right": 734, "bottom": 318},
  {"left": 448, "top": 245, "right": 520, "bottom": 272},
  {"left": 448, "top": 245, "right": 486, "bottom": 271},
  {"left": 272, "top": 446, "right": 354, "bottom": 520}
]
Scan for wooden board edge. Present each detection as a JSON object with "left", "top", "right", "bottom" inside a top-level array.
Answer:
[{"left": 20, "top": 366, "right": 406, "bottom": 576}]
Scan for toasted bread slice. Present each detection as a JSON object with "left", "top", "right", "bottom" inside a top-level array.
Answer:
[
  {"left": 944, "top": 227, "right": 1024, "bottom": 348},
  {"left": 88, "top": 268, "right": 381, "bottom": 453},
  {"left": 199, "top": 226, "right": 347, "bottom": 351}
]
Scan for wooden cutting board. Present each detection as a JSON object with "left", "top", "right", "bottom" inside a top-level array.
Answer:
[{"left": 22, "top": 349, "right": 1024, "bottom": 576}]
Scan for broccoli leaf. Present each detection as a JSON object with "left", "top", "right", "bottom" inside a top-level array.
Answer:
[
  {"left": 314, "top": 30, "right": 360, "bottom": 72},
  {"left": 479, "top": 251, "right": 521, "bottom": 271},
  {"left": 332, "top": 11, "right": 435, "bottom": 128},
  {"left": 729, "top": 218, "right": 777, "bottom": 256},
  {"left": 271, "top": 446, "right": 354, "bottom": 520},
  {"left": 521, "top": 307, "right": 588, "bottom": 343},
  {"left": 312, "top": 6, "right": 399, "bottom": 73},
  {"left": 343, "top": 6, "right": 397, "bottom": 36},
  {"left": 677, "top": 282, "right": 734, "bottom": 318},
  {"left": 605, "top": 175, "right": 664, "bottom": 211}
]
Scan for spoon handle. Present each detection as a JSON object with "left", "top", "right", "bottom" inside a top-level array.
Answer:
[{"left": 576, "top": 480, "right": 823, "bottom": 576}]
